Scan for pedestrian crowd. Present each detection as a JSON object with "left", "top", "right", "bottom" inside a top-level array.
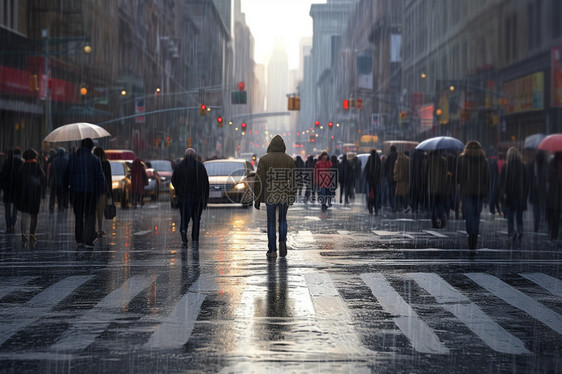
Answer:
[{"left": 1, "top": 135, "right": 562, "bottom": 256}]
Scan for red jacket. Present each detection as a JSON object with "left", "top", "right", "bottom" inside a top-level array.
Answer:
[{"left": 314, "top": 160, "right": 332, "bottom": 188}]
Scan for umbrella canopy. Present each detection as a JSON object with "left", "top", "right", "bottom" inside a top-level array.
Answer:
[
  {"left": 44, "top": 122, "right": 111, "bottom": 143},
  {"left": 538, "top": 134, "right": 562, "bottom": 153},
  {"left": 415, "top": 136, "right": 464, "bottom": 152},
  {"left": 524, "top": 133, "right": 546, "bottom": 149}
]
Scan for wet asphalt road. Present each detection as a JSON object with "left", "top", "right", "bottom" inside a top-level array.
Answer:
[{"left": 0, "top": 193, "right": 561, "bottom": 373}]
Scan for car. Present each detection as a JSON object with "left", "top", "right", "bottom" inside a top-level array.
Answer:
[
  {"left": 169, "top": 180, "right": 178, "bottom": 208},
  {"left": 147, "top": 159, "right": 175, "bottom": 191},
  {"left": 105, "top": 149, "right": 136, "bottom": 162},
  {"left": 144, "top": 168, "right": 161, "bottom": 200},
  {"left": 204, "top": 159, "right": 256, "bottom": 207},
  {"left": 109, "top": 160, "right": 131, "bottom": 208}
]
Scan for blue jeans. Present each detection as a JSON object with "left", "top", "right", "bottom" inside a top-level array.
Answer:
[
  {"left": 462, "top": 195, "right": 483, "bottom": 236},
  {"left": 505, "top": 206, "right": 523, "bottom": 236},
  {"left": 179, "top": 199, "right": 203, "bottom": 241},
  {"left": 266, "top": 203, "right": 288, "bottom": 252},
  {"left": 4, "top": 200, "right": 17, "bottom": 230}
]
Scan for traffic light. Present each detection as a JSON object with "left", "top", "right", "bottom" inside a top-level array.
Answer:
[
  {"left": 400, "top": 110, "right": 407, "bottom": 120},
  {"left": 217, "top": 116, "right": 223, "bottom": 127},
  {"left": 154, "top": 138, "right": 159, "bottom": 147},
  {"left": 343, "top": 99, "right": 349, "bottom": 110},
  {"left": 241, "top": 122, "right": 247, "bottom": 131},
  {"left": 199, "top": 104, "right": 207, "bottom": 115},
  {"left": 310, "top": 135, "right": 315, "bottom": 142},
  {"left": 166, "top": 136, "right": 170, "bottom": 147},
  {"left": 356, "top": 99, "right": 363, "bottom": 110},
  {"left": 29, "top": 74, "right": 39, "bottom": 92},
  {"left": 328, "top": 121, "right": 333, "bottom": 128},
  {"left": 314, "top": 120, "right": 320, "bottom": 127}
]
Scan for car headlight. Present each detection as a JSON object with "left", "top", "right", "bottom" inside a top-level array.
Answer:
[
  {"left": 112, "top": 181, "right": 120, "bottom": 189},
  {"left": 234, "top": 182, "right": 246, "bottom": 190}
]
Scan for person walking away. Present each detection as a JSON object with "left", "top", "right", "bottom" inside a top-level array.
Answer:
[
  {"left": 1, "top": 147, "right": 23, "bottom": 233},
  {"left": 488, "top": 151, "right": 501, "bottom": 219},
  {"left": 131, "top": 158, "right": 148, "bottom": 208},
  {"left": 546, "top": 152, "right": 562, "bottom": 241},
  {"left": 94, "top": 147, "right": 112, "bottom": 237},
  {"left": 457, "top": 141, "right": 489, "bottom": 250},
  {"left": 15, "top": 149, "right": 45, "bottom": 245},
  {"left": 254, "top": 135, "right": 296, "bottom": 258},
  {"left": 427, "top": 151, "right": 448, "bottom": 228},
  {"left": 295, "top": 156, "right": 305, "bottom": 201},
  {"left": 409, "top": 149, "right": 426, "bottom": 215},
  {"left": 527, "top": 150, "right": 547, "bottom": 233},
  {"left": 385, "top": 145, "right": 398, "bottom": 211},
  {"left": 314, "top": 151, "right": 332, "bottom": 211},
  {"left": 329, "top": 155, "right": 339, "bottom": 207},
  {"left": 346, "top": 152, "right": 360, "bottom": 200},
  {"left": 364, "top": 149, "right": 381, "bottom": 215},
  {"left": 338, "top": 154, "right": 348, "bottom": 204},
  {"left": 499, "top": 147, "right": 529, "bottom": 247},
  {"left": 64, "top": 138, "right": 106, "bottom": 248},
  {"left": 304, "top": 155, "right": 315, "bottom": 204},
  {"left": 171, "top": 148, "right": 209, "bottom": 248},
  {"left": 393, "top": 151, "right": 410, "bottom": 212},
  {"left": 49, "top": 147, "right": 69, "bottom": 213}
]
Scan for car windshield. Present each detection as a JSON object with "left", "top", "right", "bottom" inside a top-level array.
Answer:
[
  {"left": 110, "top": 162, "right": 126, "bottom": 176},
  {"left": 150, "top": 160, "right": 173, "bottom": 171},
  {"left": 204, "top": 162, "right": 246, "bottom": 177}
]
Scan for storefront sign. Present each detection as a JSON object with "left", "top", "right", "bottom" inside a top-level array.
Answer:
[
  {"left": 502, "top": 72, "right": 543, "bottom": 114},
  {"left": 552, "top": 46, "right": 562, "bottom": 107}
]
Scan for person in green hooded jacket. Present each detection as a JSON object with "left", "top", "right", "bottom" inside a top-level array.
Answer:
[{"left": 254, "top": 135, "right": 296, "bottom": 258}]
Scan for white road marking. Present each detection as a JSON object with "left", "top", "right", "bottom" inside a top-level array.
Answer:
[
  {"left": 51, "top": 275, "right": 156, "bottom": 352},
  {"left": 132, "top": 230, "right": 152, "bottom": 236},
  {"left": 423, "top": 230, "right": 448, "bottom": 238},
  {"left": 520, "top": 273, "right": 562, "bottom": 298},
  {"left": 361, "top": 273, "right": 449, "bottom": 354},
  {"left": 0, "top": 275, "right": 93, "bottom": 346},
  {"left": 466, "top": 273, "right": 562, "bottom": 334},
  {"left": 0, "top": 276, "right": 37, "bottom": 300},
  {"left": 407, "top": 273, "right": 530, "bottom": 354},
  {"left": 144, "top": 274, "right": 219, "bottom": 349}
]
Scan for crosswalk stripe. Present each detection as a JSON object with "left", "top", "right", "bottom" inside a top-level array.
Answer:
[
  {"left": 0, "top": 276, "right": 37, "bottom": 300},
  {"left": 0, "top": 275, "right": 93, "bottom": 346},
  {"left": 520, "top": 273, "right": 562, "bottom": 297},
  {"left": 144, "top": 274, "right": 218, "bottom": 349},
  {"left": 304, "top": 273, "right": 371, "bottom": 355},
  {"left": 132, "top": 230, "right": 152, "bottom": 236},
  {"left": 361, "top": 273, "right": 449, "bottom": 354},
  {"left": 51, "top": 275, "right": 157, "bottom": 352},
  {"left": 407, "top": 273, "right": 530, "bottom": 354},
  {"left": 423, "top": 230, "right": 448, "bottom": 238},
  {"left": 466, "top": 273, "right": 562, "bottom": 334}
]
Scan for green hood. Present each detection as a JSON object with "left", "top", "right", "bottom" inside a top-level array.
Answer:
[{"left": 267, "top": 135, "right": 286, "bottom": 153}]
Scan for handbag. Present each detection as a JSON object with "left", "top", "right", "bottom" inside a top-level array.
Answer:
[{"left": 104, "top": 196, "right": 116, "bottom": 219}]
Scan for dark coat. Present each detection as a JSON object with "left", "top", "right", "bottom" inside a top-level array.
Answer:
[
  {"left": 131, "top": 158, "right": 148, "bottom": 195},
  {"left": 64, "top": 147, "right": 106, "bottom": 196},
  {"left": 393, "top": 152, "right": 410, "bottom": 196},
  {"left": 384, "top": 149, "right": 398, "bottom": 183},
  {"left": 527, "top": 151, "right": 547, "bottom": 206},
  {"left": 16, "top": 160, "right": 45, "bottom": 214},
  {"left": 547, "top": 153, "right": 562, "bottom": 212},
  {"left": 101, "top": 159, "right": 112, "bottom": 196},
  {"left": 500, "top": 158, "right": 529, "bottom": 210},
  {"left": 1, "top": 150, "right": 23, "bottom": 204},
  {"left": 254, "top": 135, "right": 296, "bottom": 205},
  {"left": 457, "top": 141, "right": 489, "bottom": 198},
  {"left": 50, "top": 148, "right": 69, "bottom": 188},
  {"left": 171, "top": 155, "right": 209, "bottom": 207},
  {"left": 364, "top": 150, "right": 381, "bottom": 188},
  {"left": 426, "top": 152, "right": 448, "bottom": 195}
]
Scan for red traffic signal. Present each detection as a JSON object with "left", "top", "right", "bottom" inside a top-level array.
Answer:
[
  {"left": 217, "top": 116, "right": 223, "bottom": 123},
  {"left": 199, "top": 104, "right": 207, "bottom": 115},
  {"left": 343, "top": 99, "right": 349, "bottom": 110},
  {"left": 238, "top": 81, "right": 245, "bottom": 91},
  {"left": 241, "top": 122, "right": 247, "bottom": 130},
  {"left": 314, "top": 120, "right": 320, "bottom": 127},
  {"left": 328, "top": 122, "right": 333, "bottom": 128}
]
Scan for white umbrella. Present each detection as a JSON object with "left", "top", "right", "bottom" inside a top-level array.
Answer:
[
  {"left": 44, "top": 122, "right": 111, "bottom": 143},
  {"left": 523, "top": 133, "right": 546, "bottom": 149}
]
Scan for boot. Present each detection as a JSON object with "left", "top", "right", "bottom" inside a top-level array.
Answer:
[
  {"left": 279, "top": 241, "right": 287, "bottom": 257},
  {"left": 180, "top": 231, "right": 187, "bottom": 246}
]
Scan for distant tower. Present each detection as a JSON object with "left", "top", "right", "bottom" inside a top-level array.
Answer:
[{"left": 267, "top": 39, "right": 289, "bottom": 132}]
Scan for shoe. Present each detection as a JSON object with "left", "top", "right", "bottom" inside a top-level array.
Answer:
[
  {"left": 192, "top": 241, "right": 199, "bottom": 250},
  {"left": 279, "top": 242, "right": 287, "bottom": 257},
  {"left": 84, "top": 242, "right": 94, "bottom": 248},
  {"left": 266, "top": 250, "right": 277, "bottom": 258},
  {"left": 518, "top": 233, "right": 522, "bottom": 245},
  {"left": 30, "top": 234, "right": 37, "bottom": 244},
  {"left": 98, "top": 230, "right": 105, "bottom": 237},
  {"left": 77, "top": 242, "right": 84, "bottom": 248},
  {"left": 22, "top": 233, "right": 28, "bottom": 244},
  {"left": 181, "top": 231, "right": 188, "bottom": 245},
  {"left": 404, "top": 207, "right": 411, "bottom": 213}
]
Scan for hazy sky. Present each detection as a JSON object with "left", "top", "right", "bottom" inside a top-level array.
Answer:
[{"left": 240, "top": 0, "right": 326, "bottom": 70}]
